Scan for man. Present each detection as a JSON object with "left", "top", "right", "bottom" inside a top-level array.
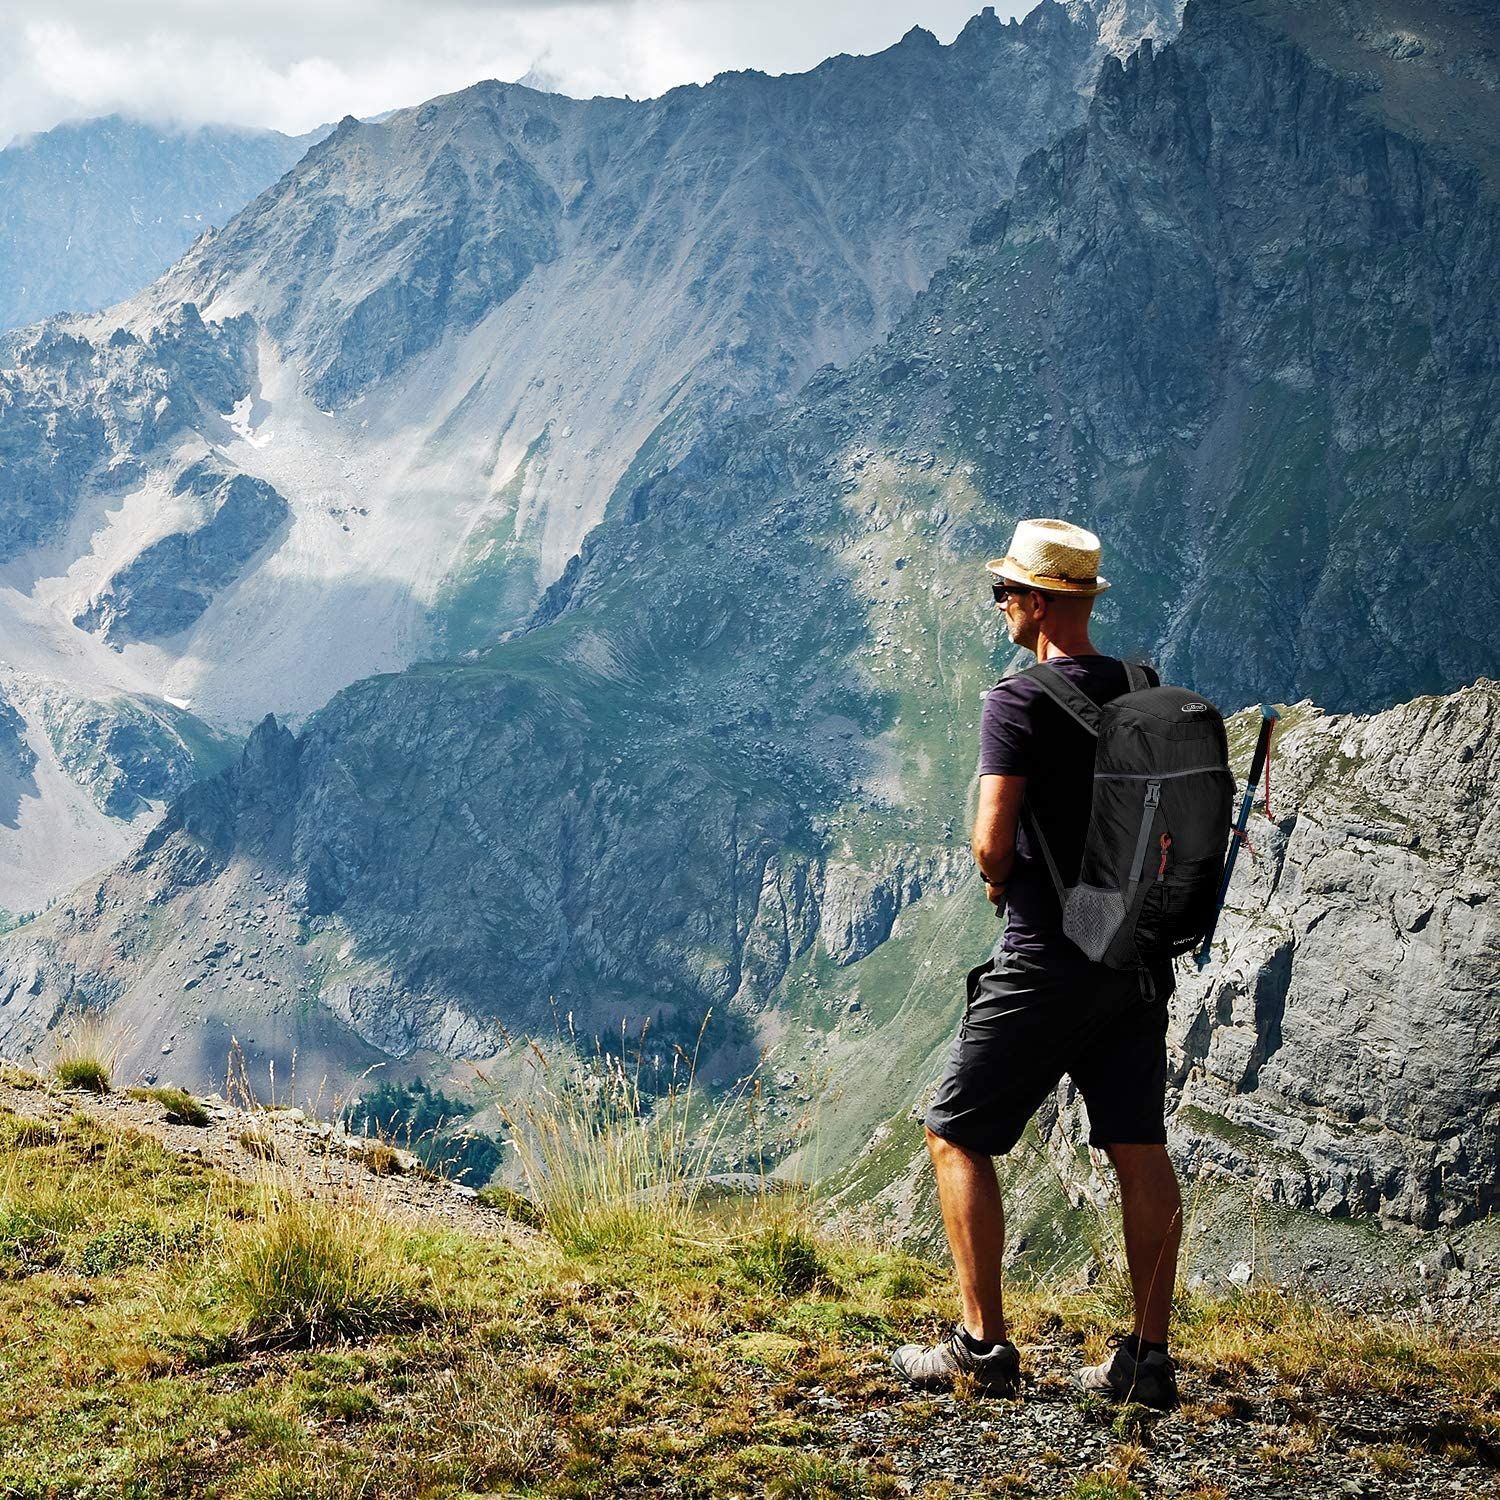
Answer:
[{"left": 890, "top": 518, "right": 1182, "bottom": 1409}]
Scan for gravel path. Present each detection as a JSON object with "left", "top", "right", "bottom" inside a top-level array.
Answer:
[{"left": 816, "top": 1337, "right": 1500, "bottom": 1498}]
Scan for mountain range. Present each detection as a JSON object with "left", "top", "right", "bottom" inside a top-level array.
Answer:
[
  {"left": 0, "top": 0, "right": 1179, "bottom": 912},
  {"left": 0, "top": 114, "right": 327, "bottom": 334}
]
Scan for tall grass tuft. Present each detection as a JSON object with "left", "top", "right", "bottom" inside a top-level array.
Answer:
[
  {"left": 491, "top": 1013, "right": 759, "bottom": 1255},
  {"left": 49, "top": 1011, "right": 122, "bottom": 1094},
  {"left": 216, "top": 1048, "right": 444, "bottom": 1350},
  {"left": 225, "top": 1181, "right": 439, "bottom": 1350},
  {"left": 54, "top": 1057, "right": 111, "bottom": 1093},
  {"left": 127, "top": 1085, "right": 210, "bottom": 1127}
]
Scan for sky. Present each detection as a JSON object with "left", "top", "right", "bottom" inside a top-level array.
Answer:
[{"left": 0, "top": 0, "right": 1035, "bottom": 147}]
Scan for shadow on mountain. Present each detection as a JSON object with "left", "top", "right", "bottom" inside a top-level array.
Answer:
[{"left": 0, "top": 759, "right": 40, "bottom": 831}]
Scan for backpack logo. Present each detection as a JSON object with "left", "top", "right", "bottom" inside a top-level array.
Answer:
[{"left": 1181, "top": 702, "right": 1209, "bottom": 714}]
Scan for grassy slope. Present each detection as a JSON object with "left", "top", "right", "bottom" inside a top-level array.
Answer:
[{"left": 0, "top": 1075, "right": 1495, "bottom": 1499}]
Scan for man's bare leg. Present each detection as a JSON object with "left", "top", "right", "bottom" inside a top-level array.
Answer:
[
  {"left": 926, "top": 1125, "right": 1007, "bottom": 1343},
  {"left": 1105, "top": 1143, "right": 1182, "bottom": 1344}
]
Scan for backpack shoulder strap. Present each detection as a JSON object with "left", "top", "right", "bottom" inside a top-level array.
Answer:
[
  {"left": 1023, "top": 806, "right": 1068, "bottom": 904},
  {"left": 1124, "top": 660, "right": 1157, "bottom": 693},
  {"left": 1023, "top": 662, "right": 1101, "bottom": 738}
]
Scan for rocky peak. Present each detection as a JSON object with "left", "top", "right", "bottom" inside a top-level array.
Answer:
[
  {"left": 955, "top": 7, "right": 1005, "bottom": 43},
  {"left": 1066, "top": 0, "right": 1185, "bottom": 55},
  {"left": 896, "top": 25, "right": 941, "bottom": 49}
]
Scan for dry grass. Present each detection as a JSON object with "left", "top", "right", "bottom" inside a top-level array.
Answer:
[
  {"left": 489, "top": 1016, "right": 763, "bottom": 1255},
  {"left": 0, "top": 1060, "right": 1494, "bottom": 1499},
  {"left": 1107, "top": 1440, "right": 1149, "bottom": 1478},
  {"left": 1355, "top": 1442, "right": 1417, "bottom": 1476},
  {"left": 48, "top": 1011, "right": 124, "bottom": 1095},
  {"left": 223, "top": 1183, "right": 440, "bottom": 1350},
  {"left": 408, "top": 1341, "right": 565, "bottom": 1488},
  {"left": 1171, "top": 1284, "right": 1497, "bottom": 1402},
  {"left": 237, "top": 1127, "right": 282, "bottom": 1162}
]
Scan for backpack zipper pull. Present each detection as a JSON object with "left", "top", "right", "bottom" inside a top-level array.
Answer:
[{"left": 1157, "top": 832, "right": 1172, "bottom": 881}]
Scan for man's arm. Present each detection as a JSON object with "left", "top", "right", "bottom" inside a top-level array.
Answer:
[{"left": 972, "top": 773, "right": 1026, "bottom": 906}]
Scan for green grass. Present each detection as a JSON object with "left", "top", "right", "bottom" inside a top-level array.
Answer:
[
  {"left": 428, "top": 427, "right": 548, "bottom": 654},
  {"left": 128, "top": 1085, "right": 211, "bottom": 1127},
  {"left": 0, "top": 1083, "right": 1493, "bottom": 1497},
  {"left": 49, "top": 1011, "right": 120, "bottom": 1095},
  {"left": 0, "top": 1111, "right": 55, "bottom": 1149},
  {"left": 1066, "top": 1477, "right": 1142, "bottom": 1500},
  {"left": 224, "top": 1186, "right": 441, "bottom": 1350},
  {"left": 54, "top": 1056, "right": 112, "bottom": 1093},
  {"left": 735, "top": 1220, "right": 829, "bottom": 1295}
]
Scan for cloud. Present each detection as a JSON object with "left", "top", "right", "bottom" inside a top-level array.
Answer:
[{"left": 0, "top": 0, "right": 1026, "bottom": 146}]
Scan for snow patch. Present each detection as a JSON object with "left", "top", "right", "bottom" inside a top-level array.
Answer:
[{"left": 226, "top": 393, "right": 273, "bottom": 448}]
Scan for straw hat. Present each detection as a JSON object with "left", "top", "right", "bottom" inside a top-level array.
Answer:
[{"left": 987, "top": 518, "right": 1109, "bottom": 597}]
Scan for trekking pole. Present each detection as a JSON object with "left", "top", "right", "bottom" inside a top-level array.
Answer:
[{"left": 1194, "top": 704, "right": 1280, "bottom": 971}]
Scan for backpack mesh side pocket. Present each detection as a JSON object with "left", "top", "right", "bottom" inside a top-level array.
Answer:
[{"left": 1062, "top": 883, "right": 1127, "bottom": 964}]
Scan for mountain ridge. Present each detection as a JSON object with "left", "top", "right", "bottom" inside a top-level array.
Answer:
[
  {"left": 0, "top": 114, "right": 327, "bottom": 333},
  {"left": 0, "top": 1, "right": 1177, "bottom": 907}
]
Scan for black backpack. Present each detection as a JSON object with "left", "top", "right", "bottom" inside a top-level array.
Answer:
[{"left": 1022, "top": 662, "right": 1235, "bottom": 970}]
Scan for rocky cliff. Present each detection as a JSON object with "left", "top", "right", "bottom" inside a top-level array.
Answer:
[
  {"left": 0, "top": 671, "right": 240, "bottom": 914},
  {"left": 73, "top": 460, "right": 290, "bottom": 643},
  {"left": 1166, "top": 684, "right": 1498, "bottom": 1230},
  {"left": 0, "top": 0, "right": 1495, "bottom": 1245},
  {"left": 0, "top": 304, "right": 254, "bottom": 563}
]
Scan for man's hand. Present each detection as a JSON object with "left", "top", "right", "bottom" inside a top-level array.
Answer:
[{"left": 982, "top": 876, "right": 1006, "bottom": 909}]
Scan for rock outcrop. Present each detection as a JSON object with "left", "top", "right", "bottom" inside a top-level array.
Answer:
[
  {"left": 0, "top": 304, "right": 253, "bottom": 562},
  {"left": 0, "top": 692, "right": 37, "bottom": 783},
  {"left": 75, "top": 460, "right": 289, "bottom": 643},
  {"left": 24, "top": 685, "right": 241, "bottom": 821},
  {"left": 0, "top": 673, "right": 241, "bottom": 907},
  {"left": 1165, "top": 684, "right": 1499, "bottom": 1228}
]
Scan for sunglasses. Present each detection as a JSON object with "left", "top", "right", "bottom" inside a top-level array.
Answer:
[{"left": 991, "top": 582, "right": 1036, "bottom": 604}]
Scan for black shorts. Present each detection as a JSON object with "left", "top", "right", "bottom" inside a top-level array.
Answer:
[{"left": 923, "top": 945, "right": 1173, "bottom": 1157}]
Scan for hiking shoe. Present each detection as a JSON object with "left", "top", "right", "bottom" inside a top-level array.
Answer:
[
  {"left": 890, "top": 1326, "right": 1021, "bottom": 1394},
  {"left": 1077, "top": 1334, "right": 1179, "bottom": 1410}
]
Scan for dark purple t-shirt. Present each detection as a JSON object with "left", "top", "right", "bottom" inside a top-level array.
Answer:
[{"left": 980, "top": 654, "right": 1131, "bottom": 955}]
